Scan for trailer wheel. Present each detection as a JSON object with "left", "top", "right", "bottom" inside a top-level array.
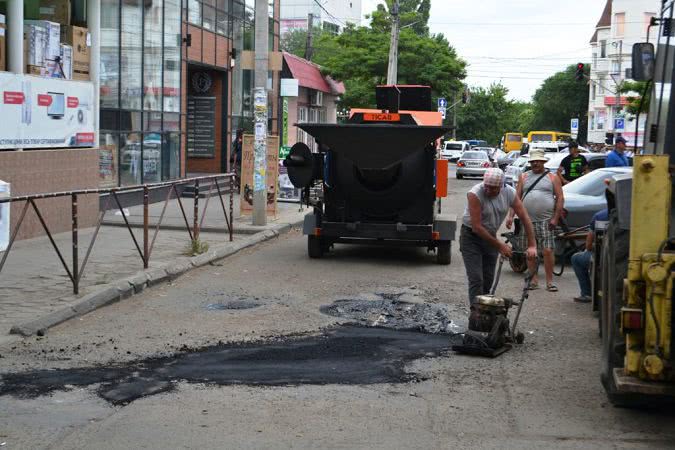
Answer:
[
  {"left": 436, "top": 241, "right": 451, "bottom": 265},
  {"left": 600, "top": 212, "right": 635, "bottom": 406},
  {"left": 308, "top": 235, "right": 323, "bottom": 259}
]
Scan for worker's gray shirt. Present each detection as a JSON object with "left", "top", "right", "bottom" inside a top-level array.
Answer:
[
  {"left": 521, "top": 171, "right": 555, "bottom": 222},
  {"left": 462, "top": 183, "right": 516, "bottom": 236}
]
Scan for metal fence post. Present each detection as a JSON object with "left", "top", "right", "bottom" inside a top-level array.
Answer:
[
  {"left": 229, "top": 174, "right": 234, "bottom": 241},
  {"left": 193, "top": 179, "right": 200, "bottom": 242},
  {"left": 143, "top": 186, "right": 149, "bottom": 268},
  {"left": 71, "top": 193, "right": 79, "bottom": 295}
]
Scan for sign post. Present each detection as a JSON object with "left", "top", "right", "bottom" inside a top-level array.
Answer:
[
  {"left": 570, "top": 118, "right": 579, "bottom": 138},
  {"left": 437, "top": 97, "right": 447, "bottom": 120}
]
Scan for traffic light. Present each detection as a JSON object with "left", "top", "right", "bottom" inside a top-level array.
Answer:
[
  {"left": 605, "top": 132, "right": 614, "bottom": 145},
  {"left": 461, "top": 89, "right": 469, "bottom": 104},
  {"left": 575, "top": 63, "right": 585, "bottom": 81}
]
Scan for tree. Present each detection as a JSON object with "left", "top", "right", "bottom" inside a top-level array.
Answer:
[
  {"left": 529, "top": 64, "right": 590, "bottom": 143},
  {"left": 368, "top": 0, "right": 431, "bottom": 36},
  {"left": 619, "top": 80, "right": 651, "bottom": 115},
  {"left": 455, "top": 83, "right": 528, "bottom": 145}
]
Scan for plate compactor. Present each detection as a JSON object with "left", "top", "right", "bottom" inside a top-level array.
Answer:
[
  {"left": 452, "top": 256, "right": 535, "bottom": 357},
  {"left": 283, "top": 85, "right": 456, "bottom": 264}
]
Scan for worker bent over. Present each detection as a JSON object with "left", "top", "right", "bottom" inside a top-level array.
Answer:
[{"left": 460, "top": 168, "right": 537, "bottom": 305}]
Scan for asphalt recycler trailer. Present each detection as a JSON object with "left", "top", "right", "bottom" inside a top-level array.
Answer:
[{"left": 284, "top": 85, "right": 456, "bottom": 264}]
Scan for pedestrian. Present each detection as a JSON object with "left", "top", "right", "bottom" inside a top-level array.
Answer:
[
  {"left": 557, "top": 140, "right": 588, "bottom": 185},
  {"left": 506, "top": 149, "right": 564, "bottom": 292},
  {"left": 230, "top": 129, "right": 243, "bottom": 183},
  {"left": 571, "top": 208, "right": 609, "bottom": 303},
  {"left": 606, "top": 136, "right": 630, "bottom": 167},
  {"left": 460, "top": 168, "right": 538, "bottom": 306}
]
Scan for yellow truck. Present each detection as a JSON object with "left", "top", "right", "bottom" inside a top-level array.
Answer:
[{"left": 596, "top": 2, "right": 675, "bottom": 405}]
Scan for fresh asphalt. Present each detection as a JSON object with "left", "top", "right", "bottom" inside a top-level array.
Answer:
[{"left": 0, "top": 165, "right": 674, "bottom": 449}]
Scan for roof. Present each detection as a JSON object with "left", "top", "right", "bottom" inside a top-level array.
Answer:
[
  {"left": 590, "top": 0, "right": 612, "bottom": 43},
  {"left": 283, "top": 52, "right": 336, "bottom": 94}
]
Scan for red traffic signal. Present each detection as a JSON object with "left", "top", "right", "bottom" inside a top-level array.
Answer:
[{"left": 575, "top": 63, "right": 585, "bottom": 81}]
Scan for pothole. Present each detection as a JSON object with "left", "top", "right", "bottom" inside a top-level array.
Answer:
[
  {"left": 321, "top": 291, "right": 464, "bottom": 334},
  {"left": 205, "top": 299, "right": 262, "bottom": 310},
  {"left": 0, "top": 326, "right": 450, "bottom": 405}
]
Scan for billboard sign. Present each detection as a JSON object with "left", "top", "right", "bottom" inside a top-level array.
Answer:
[{"left": 0, "top": 72, "right": 95, "bottom": 149}]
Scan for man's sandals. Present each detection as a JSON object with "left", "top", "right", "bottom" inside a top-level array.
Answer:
[{"left": 546, "top": 283, "right": 558, "bottom": 292}]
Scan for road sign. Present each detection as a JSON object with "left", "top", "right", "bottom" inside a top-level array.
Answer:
[
  {"left": 614, "top": 117, "right": 625, "bottom": 132},
  {"left": 570, "top": 118, "right": 579, "bottom": 132},
  {"left": 438, "top": 107, "right": 446, "bottom": 120},
  {"left": 437, "top": 98, "right": 447, "bottom": 109}
]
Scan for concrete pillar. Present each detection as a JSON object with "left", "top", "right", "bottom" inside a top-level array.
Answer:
[
  {"left": 87, "top": 0, "right": 101, "bottom": 144},
  {"left": 7, "top": 0, "right": 24, "bottom": 74}
]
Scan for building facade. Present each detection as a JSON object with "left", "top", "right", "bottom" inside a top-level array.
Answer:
[
  {"left": 280, "top": 0, "right": 361, "bottom": 35},
  {"left": 587, "top": 0, "right": 659, "bottom": 147}
]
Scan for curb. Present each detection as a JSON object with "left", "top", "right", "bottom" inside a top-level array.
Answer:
[{"left": 9, "top": 220, "right": 302, "bottom": 337}]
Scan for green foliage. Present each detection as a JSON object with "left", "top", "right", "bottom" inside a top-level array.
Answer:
[
  {"left": 528, "top": 64, "right": 590, "bottom": 142},
  {"left": 185, "top": 238, "right": 209, "bottom": 256},
  {"left": 619, "top": 80, "right": 651, "bottom": 114},
  {"left": 306, "top": 25, "right": 465, "bottom": 109},
  {"left": 455, "top": 83, "right": 530, "bottom": 146},
  {"left": 368, "top": 0, "right": 431, "bottom": 36}
]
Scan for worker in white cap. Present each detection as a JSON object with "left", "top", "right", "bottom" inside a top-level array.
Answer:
[{"left": 460, "top": 167, "right": 537, "bottom": 305}]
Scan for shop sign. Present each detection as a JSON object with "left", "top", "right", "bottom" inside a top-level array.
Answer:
[
  {"left": 186, "top": 96, "right": 216, "bottom": 158},
  {"left": 0, "top": 72, "right": 94, "bottom": 149}
]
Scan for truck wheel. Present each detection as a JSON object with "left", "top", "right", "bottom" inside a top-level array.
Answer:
[
  {"left": 436, "top": 241, "right": 451, "bottom": 265},
  {"left": 509, "top": 253, "right": 528, "bottom": 273},
  {"left": 308, "top": 235, "right": 323, "bottom": 259},
  {"left": 600, "top": 212, "right": 634, "bottom": 406}
]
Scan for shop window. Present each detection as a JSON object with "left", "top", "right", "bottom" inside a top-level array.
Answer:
[
  {"left": 121, "top": 0, "right": 143, "bottom": 109},
  {"left": 99, "top": 133, "right": 119, "bottom": 188},
  {"left": 101, "top": 0, "right": 120, "bottom": 108},
  {"left": 120, "top": 133, "right": 143, "bottom": 185},
  {"left": 188, "top": 0, "right": 202, "bottom": 25},
  {"left": 164, "top": 0, "right": 182, "bottom": 112},
  {"left": 164, "top": 133, "right": 182, "bottom": 180},
  {"left": 144, "top": 0, "right": 164, "bottom": 111},
  {"left": 143, "top": 133, "right": 163, "bottom": 183}
]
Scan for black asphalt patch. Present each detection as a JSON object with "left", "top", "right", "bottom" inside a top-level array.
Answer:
[
  {"left": 205, "top": 299, "right": 262, "bottom": 310},
  {"left": 321, "top": 294, "right": 462, "bottom": 334},
  {"left": 0, "top": 326, "right": 450, "bottom": 405}
]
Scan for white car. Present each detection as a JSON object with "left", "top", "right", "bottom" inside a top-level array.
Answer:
[
  {"left": 505, "top": 155, "right": 529, "bottom": 186},
  {"left": 440, "top": 141, "right": 470, "bottom": 162}
]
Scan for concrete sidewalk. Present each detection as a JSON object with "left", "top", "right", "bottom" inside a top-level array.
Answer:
[{"left": 0, "top": 196, "right": 307, "bottom": 345}]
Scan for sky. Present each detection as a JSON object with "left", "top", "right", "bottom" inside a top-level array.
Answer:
[{"left": 358, "top": 0, "right": 608, "bottom": 101}]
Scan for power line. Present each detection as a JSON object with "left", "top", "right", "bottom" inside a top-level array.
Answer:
[{"left": 311, "top": 0, "right": 346, "bottom": 27}]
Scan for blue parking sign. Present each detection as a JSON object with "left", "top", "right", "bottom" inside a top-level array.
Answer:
[
  {"left": 614, "top": 118, "right": 625, "bottom": 131},
  {"left": 438, "top": 98, "right": 447, "bottom": 109}
]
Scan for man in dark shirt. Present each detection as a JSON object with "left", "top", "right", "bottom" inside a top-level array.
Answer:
[{"left": 557, "top": 141, "right": 588, "bottom": 185}]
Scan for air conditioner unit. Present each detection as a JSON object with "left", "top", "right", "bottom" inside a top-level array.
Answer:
[{"left": 310, "top": 90, "right": 323, "bottom": 107}]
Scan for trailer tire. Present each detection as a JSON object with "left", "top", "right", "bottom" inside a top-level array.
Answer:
[
  {"left": 308, "top": 235, "right": 323, "bottom": 259},
  {"left": 600, "top": 212, "right": 634, "bottom": 406},
  {"left": 437, "top": 241, "right": 451, "bottom": 265}
]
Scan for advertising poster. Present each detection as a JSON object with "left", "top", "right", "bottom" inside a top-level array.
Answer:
[
  {"left": 240, "top": 135, "right": 279, "bottom": 217},
  {"left": 0, "top": 72, "right": 95, "bottom": 149}
]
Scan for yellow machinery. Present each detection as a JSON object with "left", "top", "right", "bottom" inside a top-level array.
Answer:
[{"left": 598, "top": 2, "right": 675, "bottom": 405}]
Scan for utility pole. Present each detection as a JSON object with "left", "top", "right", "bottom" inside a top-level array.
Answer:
[
  {"left": 452, "top": 92, "right": 457, "bottom": 140},
  {"left": 253, "top": 0, "right": 269, "bottom": 226},
  {"left": 386, "top": 0, "right": 400, "bottom": 84},
  {"left": 305, "top": 13, "right": 314, "bottom": 61}
]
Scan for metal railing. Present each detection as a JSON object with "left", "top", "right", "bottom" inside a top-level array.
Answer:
[{"left": 0, "top": 173, "right": 236, "bottom": 295}]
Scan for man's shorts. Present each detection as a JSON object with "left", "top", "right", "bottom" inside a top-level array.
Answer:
[{"left": 516, "top": 220, "right": 555, "bottom": 252}]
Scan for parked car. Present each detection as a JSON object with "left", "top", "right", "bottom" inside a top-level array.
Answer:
[
  {"left": 466, "top": 139, "right": 488, "bottom": 148},
  {"left": 563, "top": 168, "right": 632, "bottom": 228},
  {"left": 474, "top": 146, "right": 498, "bottom": 161},
  {"left": 440, "top": 141, "right": 470, "bottom": 162},
  {"left": 456, "top": 150, "right": 493, "bottom": 179},
  {"left": 505, "top": 152, "right": 608, "bottom": 186},
  {"left": 497, "top": 150, "right": 520, "bottom": 170}
]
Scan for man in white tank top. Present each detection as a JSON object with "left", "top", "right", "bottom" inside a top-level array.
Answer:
[{"left": 506, "top": 149, "right": 564, "bottom": 292}]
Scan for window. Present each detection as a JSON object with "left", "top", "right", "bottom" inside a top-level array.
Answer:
[
  {"left": 614, "top": 12, "right": 625, "bottom": 37},
  {"left": 590, "top": 113, "right": 595, "bottom": 130},
  {"left": 600, "top": 40, "right": 606, "bottom": 58},
  {"left": 598, "top": 78, "right": 605, "bottom": 95},
  {"left": 121, "top": 0, "right": 143, "bottom": 109},
  {"left": 190, "top": 0, "right": 232, "bottom": 34},
  {"left": 144, "top": 0, "right": 163, "bottom": 111},
  {"left": 101, "top": 0, "right": 119, "bottom": 108},
  {"left": 645, "top": 13, "right": 656, "bottom": 33},
  {"left": 591, "top": 83, "right": 596, "bottom": 100}
]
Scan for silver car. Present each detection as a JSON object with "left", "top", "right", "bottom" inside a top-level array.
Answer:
[
  {"left": 456, "top": 150, "right": 493, "bottom": 179},
  {"left": 563, "top": 167, "right": 632, "bottom": 228}
]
